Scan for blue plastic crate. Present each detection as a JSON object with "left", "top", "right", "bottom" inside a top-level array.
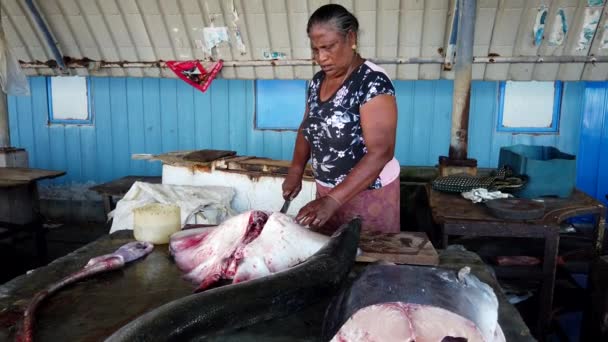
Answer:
[{"left": 498, "top": 145, "right": 576, "bottom": 198}]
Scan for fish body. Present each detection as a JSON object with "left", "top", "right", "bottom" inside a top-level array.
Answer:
[
  {"left": 106, "top": 218, "right": 361, "bottom": 342},
  {"left": 16, "top": 242, "right": 153, "bottom": 342},
  {"left": 323, "top": 265, "right": 505, "bottom": 342},
  {"left": 169, "top": 211, "right": 330, "bottom": 290}
]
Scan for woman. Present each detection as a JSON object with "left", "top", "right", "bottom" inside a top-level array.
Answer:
[{"left": 282, "top": 4, "right": 400, "bottom": 234}]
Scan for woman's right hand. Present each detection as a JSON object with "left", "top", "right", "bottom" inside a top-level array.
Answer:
[{"left": 282, "top": 170, "right": 303, "bottom": 200}]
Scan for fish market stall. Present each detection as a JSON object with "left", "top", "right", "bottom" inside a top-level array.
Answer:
[
  {"left": 0, "top": 229, "right": 534, "bottom": 341},
  {"left": 427, "top": 185, "right": 607, "bottom": 336}
]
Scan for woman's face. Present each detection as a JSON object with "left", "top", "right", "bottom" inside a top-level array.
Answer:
[{"left": 308, "top": 24, "right": 355, "bottom": 78}]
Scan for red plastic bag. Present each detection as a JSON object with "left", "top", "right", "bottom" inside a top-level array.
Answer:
[{"left": 166, "top": 60, "right": 223, "bottom": 93}]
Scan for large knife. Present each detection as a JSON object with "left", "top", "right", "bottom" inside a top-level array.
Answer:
[{"left": 280, "top": 199, "right": 291, "bottom": 214}]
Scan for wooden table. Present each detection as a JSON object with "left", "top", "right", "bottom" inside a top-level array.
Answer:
[
  {"left": 0, "top": 230, "right": 533, "bottom": 341},
  {"left": 427, "top": 186, "right": 606, "bottom": 339},
  {"left": 89, "top": 175, "right": 161, "bottom": 215},
  {"left": 0, "top": 167, "right": 66, "bottom": 262}
]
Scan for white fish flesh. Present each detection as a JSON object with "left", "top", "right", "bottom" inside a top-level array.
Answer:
[
  {"left": 331, "top": 302, "right": 506, "bottom": 342},
  {"left": 233, "top": 211, "right": 329, "bottom": 283},
  {"left": 323, "top": 265, "right": 505, "bottom": 342},
  {"left": 169, "top": 210, "right": 329, "bottom": 291}
]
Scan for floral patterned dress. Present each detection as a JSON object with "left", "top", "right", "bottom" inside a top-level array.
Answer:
[{"left": 302, "top": 60, "right": 396, "bottom": 189}]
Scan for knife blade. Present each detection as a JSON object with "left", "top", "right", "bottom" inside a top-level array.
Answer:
[{"left": 280, "top": 199, "right": 291, "bottom": 214}]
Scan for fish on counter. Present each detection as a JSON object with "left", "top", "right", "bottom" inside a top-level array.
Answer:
[
  {"left": 15, "top": 241, "right": 154, "bottom": 342},
  {"left": 323, "top": 265, "right": 505, "bottom": 342},
  {"left": 106, "top": 218, "right": 361, "bottom": 341},
  {"left": 169, "top": 210, "right": 330, "bottom": 291}
]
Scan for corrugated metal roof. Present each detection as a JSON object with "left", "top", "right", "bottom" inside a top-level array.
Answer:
[{"left": 1, "top": 0, "right": 608, "bottom": 80}]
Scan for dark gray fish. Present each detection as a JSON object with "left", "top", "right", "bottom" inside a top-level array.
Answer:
[
  {"left": 106, "top": 218, "right": 361, "bottom": 342},
  {"left": 16, "top": 241, "right": 154, "bottom": 342},
  {"left": 322, "top": 265, "right": 501, "bottom": 341}
]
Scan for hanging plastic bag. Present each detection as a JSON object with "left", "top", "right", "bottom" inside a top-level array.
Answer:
[
  {"left": 166, "top": 60, "right": 223, "bottom": 93},
  {"left": 0, "top": 27, "right": 30, "bottom": 96}
]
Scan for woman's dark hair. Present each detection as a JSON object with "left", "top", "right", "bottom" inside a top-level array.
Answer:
[{"left": 306, "top": 4, "right": 359, "bottom": 36}]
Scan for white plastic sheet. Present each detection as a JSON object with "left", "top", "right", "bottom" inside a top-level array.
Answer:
[
  {"left": 109, "top": 181, "right": 236, "bottom": 233},
  {"left": 0, "top": 26, "right": 30, "bottom": 96}
]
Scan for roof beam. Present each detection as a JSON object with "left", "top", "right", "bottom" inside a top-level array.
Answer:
[{"left": 24, "top": 0, "right": 67, "bottom": 71}]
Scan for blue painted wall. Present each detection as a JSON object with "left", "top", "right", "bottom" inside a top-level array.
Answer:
[
  {"left": 8, "top": 77, "right": 585, "bottom": 185},
  {"left": 577, "top": 82, "right": 608, "bottom": 206}
]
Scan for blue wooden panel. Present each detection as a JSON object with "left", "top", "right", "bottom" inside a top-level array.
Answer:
[
  {"left": 263, "top": 130, "right": 283, "bottom": 159},
  {"left": 176, "top": 81, "right": 196, "bottom": 150},
  {"left": 557, "top": 82, "right": 585, "bottom": 155},
  {"left": 597, "top": 89, "right": 608, "bottom": 205},
  {"left": 7, "top": 95, "right": 20, "bottom": 148},
  {"left": 6, "top": 76, "right": 590, "bottom": 189},
  {"left": 468, "top": 82, "right": 496, "bottom": 167},
  {"left": 65, "top": 126, "right": 82, "bottom": 181},
  {"left": 79, "top": 125, "right": 97, "bottom": 182},
  {"left": 428, "top": 80, "right": 452, "bottom": 165},
  {"left": 410, "top": 81, "right": 434, "bottom": 165},
  {"left": 16, "top": 80, "right": 36, "bottom": 165},
  {"left": 281, "top": 132, "right": 297, "bottom": 160},
  {"left": 194, "top": 82, "right": 212, "bottom": 149},
  {"left": 246, "top": 81, "right": 265, "bottom": 156},
  {"left": 30, "top": 77, "right": 51, "bottom": 168},
  {"left": 394, "top": 82, "right": 414, "bottom": 165},
  {"left": 160, "top": 79, "right": 178, "bottom": 152},
  {"left": 210, "top": 79, "right": 230, "bottom": 150},
  {"left": 48, "top": 125, "right": 66, "bottom": 184},
  {"left": 92, "top": 77, "right": 114, "bottom": 183},
  {"left": 577, "top": 82, "right": 607, "bottom": 202},
  {"left": 142, "top": 78, "right": 162, "bottom": 176},
  {"left": 109, "top": 78, "right": 130, "bottom": 179},
  {"left": 256, "top": 80, "right": 306, "bottom": 129},
  {"left": 126, "top": 78, "right": 147, "bottom": 175},
  {"left": 228, "top": 80, "right": 248, "bottom": 154}
]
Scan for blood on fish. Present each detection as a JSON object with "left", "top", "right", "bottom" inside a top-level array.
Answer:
[{"left": 170, "top": 211, "right": 330, "bottom": 291}]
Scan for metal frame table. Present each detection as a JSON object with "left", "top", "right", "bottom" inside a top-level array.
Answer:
[
  {"left": 0, "top": 230, "right": 533, "bottom": 341},
  {"left": 0, "top": 167, "right": 66, "bottom": 263},
  {"left": 89, "top": 175, "right": 161, "bottom": 215},
  {"left": 427, "top": 186, "right": 606, "bottom": 339}
]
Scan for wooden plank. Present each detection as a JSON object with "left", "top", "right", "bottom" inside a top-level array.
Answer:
[
  {"left": 356, "top": 231, "right": 439, "bottom": 266},
  {"left": 427, "top": 186, "right": 604, "bottom": 225},
  {"left": 0, "top": 167, "right": 65, "bottom": 186},
  {"left": 89, "top": 176, "right": 162, "bottom": 197},
  {"left": 183, "top": 150, "right": 236, "bottom": 163}
]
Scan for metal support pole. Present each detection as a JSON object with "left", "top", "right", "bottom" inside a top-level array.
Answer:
[
  {"left": 449, "top": 0, "right": 476, "bottom": 160},
  {"left": 0, "top": 11, "right": 10, "bottom": 148},
  {"left": 0, "top": 91, "right": 9, "bottom": 148}
]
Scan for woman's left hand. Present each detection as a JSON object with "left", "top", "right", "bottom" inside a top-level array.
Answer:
[{"left": 295, "top": 196, "right": 341, "bottom": 229}]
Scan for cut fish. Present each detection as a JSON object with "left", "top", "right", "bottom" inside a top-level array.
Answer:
[
  {"left": 323, "top": 265, "right": 505, "bottom": 342},
  {"left": 169, "top": 210, "right": 329, "bottom": 291}
]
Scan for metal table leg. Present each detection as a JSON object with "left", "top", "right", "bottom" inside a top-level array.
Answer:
[
  {"left": 102, "top": 195, "right": 114, "bottom": 217},
  {"left": 537, "top": 227, "right": 560, "bottom": 340}
]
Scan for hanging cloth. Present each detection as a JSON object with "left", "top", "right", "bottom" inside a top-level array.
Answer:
[{"left": 166, "top": 60, "right": 223, "bottom": 93}]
